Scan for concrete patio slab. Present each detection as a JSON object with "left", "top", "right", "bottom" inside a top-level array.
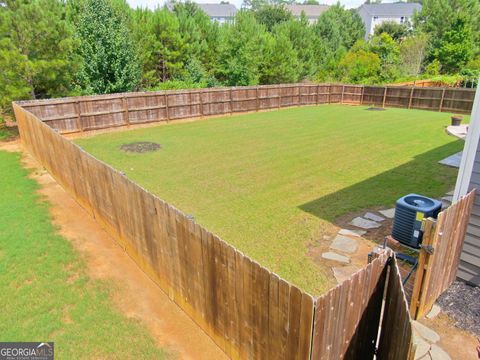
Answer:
[{"left": 439, "top": 151, "right": 463, "bottom": 168}]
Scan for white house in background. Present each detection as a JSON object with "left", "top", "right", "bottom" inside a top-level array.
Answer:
[
  {"left": 357, "top": 3, "right": 422, "bottom": 39},
  {"left": 196, "top": 3, "right": 237, "bottom": 23},
  {"left": 284, "top": 4, "right": 329, "bottom": 24}
]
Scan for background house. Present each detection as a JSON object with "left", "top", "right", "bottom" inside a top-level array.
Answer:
[
  {"left": 196, "top": 3, "right": 237, "bottom": 23},
  {"left": 284, "top": 4, "right": 329, "bottom": 24},
  {"left": 357, "top": 3, "right": 422, "bottom": 39},
  {"left": 454, "top": 88, "right": 480, "bottom": 286}
]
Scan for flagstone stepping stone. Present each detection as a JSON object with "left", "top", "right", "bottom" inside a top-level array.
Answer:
[
  {"left": 429, "top": 344, "right": 451, "bottom": 360},
  {"left": 364, "top": 212, "right": 385, "bottom": 222},
  {"left": 426, "top": 304, "right": 441, "bottom": 319},
  {"left": 413, "top": 334, "right": 431, "bottom": 360},
  {"left": 349, "top": 217, "right": 381, "bottom": 229},
  {"left": 338, "top": 228, "right": 366, "bottom": 237},
  {"left": 332, "top": 265, "right": 360, "bottom": 283},
  {"left": 330, "top": 235, "right": 358, "bottom": 254},
  {"left": 321, "top": 252, "right": 350, "bottom": 264},
  {"left": 412, "top": 321, "right": 440, "bottom": 344},
  {"left": 441, "top": 195, "right": 453, "bottom": 202},
  {"left": 379, "top": 208, "right": 395, "bottom": 219}
]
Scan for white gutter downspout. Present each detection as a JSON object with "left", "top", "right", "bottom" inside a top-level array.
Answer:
[{"left": 454, "top": 86, "right": 480, "bottom": 201}]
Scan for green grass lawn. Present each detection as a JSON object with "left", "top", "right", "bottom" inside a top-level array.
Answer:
[
  {"left": 0, "top": 151, "right": 169, "bottom": 359},
  {"left": 76, "top": 105, "right": 464, "bottom": 294}
]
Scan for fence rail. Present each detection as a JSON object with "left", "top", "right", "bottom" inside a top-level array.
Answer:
[
  {"left": 410, "top": 190, "right": 475, "bottom": 319},
  {"left": 17, "top": 83, "right": 475, "bottom": 134},
  {"left": 13, "top": 93, "right": 416, "bottom": 358}
]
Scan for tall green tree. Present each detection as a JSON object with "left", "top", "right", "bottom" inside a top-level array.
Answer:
[
  {"left": 74, "top": 0, "right": 141, "bottom": 94},
  {"left": 173, "top": 2, "right": 220, "bottom": 75},
  {"left": 260, "top": 30, "right": 299, "bottom": 84},
  {"left": 274, "top": 14, "right": 318, "bottom": 78},
  {"left": 216, "top": 11, "right": 268, "bottom": 86},
  {"left": 0, "top": 0, "right": 78, "bottom": 109},
  {"left": 414, "top": 0, "right": 480, "bottom": 72},
  {"left": 373, "top": 21, "right": 410, "bottom": 41},
  {"left": 369, "top": 32, "right": 400, "bottom": 81},
  {"left": 338, "top": 41, "right": 381, "bottom": 83},
  {"left": 398, "top": 34, "right": 429, "bottom": 77},
  {"left": 314, "top": 4, "right": 365, "bottom": 79},
  {"left": 253, "top": 4, "right": 293, "bottom": 32},
  {"left": 132, "top": 7, "right": 185, "bottom": 88}
]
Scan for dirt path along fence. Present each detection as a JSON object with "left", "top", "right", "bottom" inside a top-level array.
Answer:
[
  {"left": 410, "top": 190, "right": 475, "bottom": 320},
  {"left": 17, "top": 83, "right": 475, "bottom": 135},
  {"left": 14, "top": 88, "right": 420, "bottom": 358}
]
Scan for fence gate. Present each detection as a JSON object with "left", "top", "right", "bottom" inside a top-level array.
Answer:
[{"left": 410, "top": 190, "right": 475, "bottom": 319}]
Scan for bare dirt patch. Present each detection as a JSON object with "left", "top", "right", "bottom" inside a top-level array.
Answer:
[
  {"left": 4, "top": 141, "right": 226, "bottom": 360},
  {"left": 120, "top": 141, "right": 161, "bottom": 153},
  {"left": 366, "top": 107, "right": 386, "bottom": 111},
  {"left": 420, "top": 313, "right": 479, "bottom": 360}
]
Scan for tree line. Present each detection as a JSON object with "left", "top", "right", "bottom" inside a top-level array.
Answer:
[{"left": 1, "top": 0, "right": 479, "bottom": 113}]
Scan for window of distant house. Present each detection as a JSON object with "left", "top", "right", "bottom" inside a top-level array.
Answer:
[
  {"left": 373, "top": 16, "right": 378, "bottom": 21},
  {"left": 400, "top": 16, "right": 405, "bottom": 23}
]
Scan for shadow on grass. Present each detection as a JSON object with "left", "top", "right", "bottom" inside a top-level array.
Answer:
[{"left": 299, "top": 141, "right": 463, "bottom": 223}]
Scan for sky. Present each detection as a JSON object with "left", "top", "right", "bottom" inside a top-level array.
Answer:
[{"left": 126, "top": 0, "right": 400, "bottom": 11}]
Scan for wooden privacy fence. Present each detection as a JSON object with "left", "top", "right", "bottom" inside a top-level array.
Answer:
[
  {"left": 409, "top": 190, "right": 475, "bottom": 320},
  {"left": 14, "top": 100, "right": 415, "bottom": 359},
  {"left": 17, "top": 83, "right": 475, "bottom": 134}
]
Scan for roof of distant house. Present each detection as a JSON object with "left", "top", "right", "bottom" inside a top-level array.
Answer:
[
  {"left": 284, "top": 4, "right": 329, "bottom": 18},
  {"left": 358, "top": 3, "right": 422, "bottom": 17},
  {"left": 196, "top": 3, "right": 238, "bottom": 17}
]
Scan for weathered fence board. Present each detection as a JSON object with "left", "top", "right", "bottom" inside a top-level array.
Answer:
[
  {"left": 17, "top": 83, "right": 475, "bottom": 134},
  {"left": 410, "top": 190, "right": 475, "bottom": 319},
  {"left": 311, "top": 252, "right": 389, "bottom": 359},
  {"left": 377, "top": 256, "right": 415, "bottom": 360},
  {"left": 14, "top": 97, "right": 421, "bottom": 359}
]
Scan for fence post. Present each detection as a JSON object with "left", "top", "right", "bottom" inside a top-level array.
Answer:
[
  {"left": 277, "top": 86, "right": 281, "bottom": 109},
  {"left": 74, "top": 100, "right": 84, "bottom": 133},
  {"left": 382, "top": 87, "right": 388, "bottom": 108},
  {"left": 230, "top": 88, "right": 234, "bottom": 114},
  {"left": 409, "top": 218, "right": 436, "bottom": 319},
  {"left": 165, "top": 93, "right": 170, "bottom": 123},
  {"left": 122, "top": 96, "right": 130, "bottom": 127},
  {"left": 341, "top": 85, "right": 345, "bottom": 104},
  {"left": 199, "top": 90, "right": 204, "bottom": 118},
  {"left": 327, "top": 84, "right": 331, "bottom": 104},
  {"left": 439, "top": 88, "right": 446, "bottom": 112},
  {"left": 408, "top": 87, "right": 414, "bottom": 109},
  {"left": 316, "top": 84, "right": 320, "bottom": 104},
  {"left": 360, "top": 85, "right": 365, "bottom": 105},
  {"left": 256, "top": 86, "right": 259, "bottom": 111}
]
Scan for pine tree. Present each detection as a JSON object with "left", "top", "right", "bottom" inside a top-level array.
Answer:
[
  {"left": 74, "top": 0, "right": 141, "bottom": 94},
  {"left": 0, "top": 0, "right": 78, "bottom": 109}
]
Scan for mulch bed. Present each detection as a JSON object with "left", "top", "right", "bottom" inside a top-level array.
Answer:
[
  {"left": 437, "top": 281, "right": 480, "bottom": 336},
  {"left": 366, "top": 107, "right": 386, "bottom": 111},
  {"left": 120, "top": 142, "right": 161, "bottom": 153}
]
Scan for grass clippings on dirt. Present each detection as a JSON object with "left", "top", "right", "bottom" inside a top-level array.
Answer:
[
  {"left": 120, "top": 141, "right": 161, "bottom": 153},
  {"left": 0, "top": 151, "right": 169, "bottom": 359},
  {"left": 76, "top": 104, "right": 464, "bottom": 294}
]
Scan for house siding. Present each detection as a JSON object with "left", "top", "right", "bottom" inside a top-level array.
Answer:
[{"left": 458, "top": 142, "right": 480, "bottom": 285}]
